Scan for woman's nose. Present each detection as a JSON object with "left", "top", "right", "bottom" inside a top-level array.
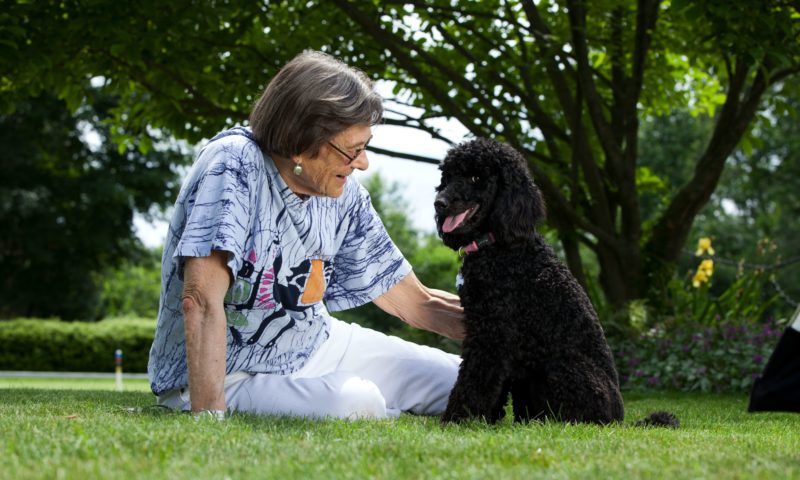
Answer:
[{"left": 351, "top": 151, "right": 369, "bottom": 171}]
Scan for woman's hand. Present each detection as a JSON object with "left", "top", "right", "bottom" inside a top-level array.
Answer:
[{"left": 374, "top": 271, "right": 466, "bottom": 340}]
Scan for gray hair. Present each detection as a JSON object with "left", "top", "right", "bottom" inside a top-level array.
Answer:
[{"left": 249, "top": 50, "right": 383, "bottom": 158}]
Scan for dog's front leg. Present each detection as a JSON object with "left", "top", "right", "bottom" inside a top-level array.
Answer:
[{"left": 442, "top": 335, "right": 511, "bottom": 424}]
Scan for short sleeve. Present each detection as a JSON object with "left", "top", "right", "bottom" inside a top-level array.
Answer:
[
  {"left": 325, "top": 183, "right": 412, "bottom": 311},
  {"left": 173, "top": 137, "right": 260, "bottom": 279}
]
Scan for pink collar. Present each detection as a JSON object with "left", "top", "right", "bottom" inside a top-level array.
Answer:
[{"left": 458, "top": 233, "right": 496, "bottom": 257}]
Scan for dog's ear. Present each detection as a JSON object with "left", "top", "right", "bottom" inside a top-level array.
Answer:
[{"left": 491, "top": 144, "right": 546, "bottom": 243}]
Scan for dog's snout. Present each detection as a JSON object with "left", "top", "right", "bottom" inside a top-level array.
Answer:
[{"left": 434, "top": 197, "right": 448, "bottom": 212}]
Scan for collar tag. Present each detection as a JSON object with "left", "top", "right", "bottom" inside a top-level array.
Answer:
[{"left": 455, "top": 270, "right": 464, "bottom": 290}]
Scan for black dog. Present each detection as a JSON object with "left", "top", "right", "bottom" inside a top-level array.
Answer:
[{"left": 436, "top": 138, "right": 676, "bottom": 427}]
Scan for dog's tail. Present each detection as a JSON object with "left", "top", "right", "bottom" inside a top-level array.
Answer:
[{"left": 633, "top": 411, "right": 680, "bottom": 428}]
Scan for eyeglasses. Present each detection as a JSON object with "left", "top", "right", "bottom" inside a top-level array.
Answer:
[{"left": 327, "top": 135, "right": 372, "bottom": 164}]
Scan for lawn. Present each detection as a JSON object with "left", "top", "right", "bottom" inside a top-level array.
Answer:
[{"left": 1, "top": 379, "right": 798, "bottom": 479}]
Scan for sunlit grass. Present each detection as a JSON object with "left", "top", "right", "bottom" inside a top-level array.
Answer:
[
  {"left": 0, "top": 377, "right": 150, "bottom": 391},
  {"left": 1, "top": 382, "right": 798, "bottom": 479}
]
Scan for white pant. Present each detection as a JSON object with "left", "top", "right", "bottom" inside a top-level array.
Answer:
[{"left": 158, "top": 319, "right": 461, "bottom": 420}]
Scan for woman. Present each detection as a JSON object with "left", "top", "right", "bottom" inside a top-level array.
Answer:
[{"left": 147, "top": 51, "right": 464, "bottom": 420}]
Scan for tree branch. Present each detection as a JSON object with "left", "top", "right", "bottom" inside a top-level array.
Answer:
[
  {"left": 523, "top": 154, "right": 621, "bottom": 248},
  {"left": 609, "top": 6, "right": 625, "bottom": 147},
  {"left": 367, "top": 145, "right": 441, "bottom": 164},
  {"left": 380, "top": 115, "right": 456, "bottom": 145},
  {"left": 521, "top": 1, "right": 577, "bottom": 117},
  {"left": 618, "top": 0, "right": 660, "bottom": 252},
  {"left": 565, "top": 0, "right": 625, "bottom": 174},
  {"left": 647, "top": 60, "right": 770, "bottom": 263},
  {"left": 331, "top": 1, "right": 485, "bottom": 140},
  {"left": 99, "top": 49, "right": 239, "bottom": 120},
  {"left": 382, "top": 0, "right": 511, "bottom": 23},
  {"left": 430, "top": 23, "right": 569, "bottom": 143}
]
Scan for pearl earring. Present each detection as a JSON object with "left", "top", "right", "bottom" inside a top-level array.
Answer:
[{"left": 293, "top": 163, "right": 303, "bottom": 176}]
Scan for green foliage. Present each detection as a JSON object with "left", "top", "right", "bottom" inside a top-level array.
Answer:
[
  {"left": 636, "top": 89, "right": 800, "bottom": 323},
  {"left": 97, "top": 247, "right": 163, "bottom": 319},
  {"left": 4, "top": 0, "right": 799, "bottom": 347},
  {"left": 664, "top": 270, "right": 777, "bottom": 328},
  {"left": 0, "top": 0, "right": 346, "bottom": 143},
  {"left": 0, "top": 318, "right": 155, "bottom": 373},
  {"left": 4, "top": 0, "right": 800, "bottom": 308},
  {"left": 612, "top": 319, "right": 785, "bottom": 393},
  {"left": 689, "top": 91, "right": 800, "bottom": 312},
  {"left": 0, "top": 92, "right": 188, "bottom": 320},
  {"left": 658, "top": 242, "right": 778, "bottom": 329},
  {"left": 637, "top": 110, "right": 715, "bottom": 225}
]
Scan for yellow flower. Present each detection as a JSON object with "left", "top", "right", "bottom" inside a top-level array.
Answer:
[
  {"left": 695, "top": 237, "right": 715, "bottom": 256},
  {"left": 699, "top": 259, "right": 714, "bottom": 277},
  {"left": 692, "top": 269, "right": 709, "bottom": 288}
]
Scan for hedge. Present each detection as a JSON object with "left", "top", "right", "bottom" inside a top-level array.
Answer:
[{"left": 0, "top": 318, "right": 156, "bottom": 373}]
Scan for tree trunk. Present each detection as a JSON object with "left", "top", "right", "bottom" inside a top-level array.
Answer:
[{"left": 559, "top": 231, "right": 588, "bottom": 293}]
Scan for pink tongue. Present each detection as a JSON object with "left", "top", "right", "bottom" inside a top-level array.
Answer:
[{"left": 443, "top": 208, "right": 472, "bottom": 233}]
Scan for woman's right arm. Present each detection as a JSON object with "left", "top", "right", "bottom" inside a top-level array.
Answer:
[{"left": 182, "top": 250, "right": 231, "bottom": 413}]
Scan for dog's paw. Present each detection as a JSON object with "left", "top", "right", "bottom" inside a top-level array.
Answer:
[{"left": 441, "top": 406, "right": 471, "bottom": 425}]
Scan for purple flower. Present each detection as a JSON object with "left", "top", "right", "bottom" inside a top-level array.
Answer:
[
  {"left": 628, "top": 357, "right": 641, "bottom": 367},
  {"left": 634, "top": 369, "right": 644, "bottom": 378},
  {"left": 647, "top": 376, "right": 661, "bottom": 387},
  {"left": 724, "top": 325, "right": 737, "bottom": 339},
  {"left": 763, "top": 324, "right": 780, "bottom": 337},
  {"left": 752, "top": 354, "right": 763, "bottom": 365}
]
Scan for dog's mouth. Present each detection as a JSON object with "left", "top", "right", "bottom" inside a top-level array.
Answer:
[{"left": 442, "top": 205, "right": 479, "bottom": 233}]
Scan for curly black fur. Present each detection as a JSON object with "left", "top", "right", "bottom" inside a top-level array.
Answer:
[{"left": 436, "top": 138, "right": 675, "bottom": 427}]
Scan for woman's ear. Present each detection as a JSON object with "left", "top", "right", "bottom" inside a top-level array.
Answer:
[{"left": 492, "top": 154, "right": 546, "bottom": 244}]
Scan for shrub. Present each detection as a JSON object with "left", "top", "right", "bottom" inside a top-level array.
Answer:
[
  {"left": 611, "top": 318, "right": 785, "bottom": 392},
  {"left": 0, "top": 318, "right": 155, "bottom": 373},
  {"left": 604, "top": 237, "right": 791, "bottom": 392}
]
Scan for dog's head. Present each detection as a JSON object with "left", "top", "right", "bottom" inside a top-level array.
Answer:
[{"left": 434, "top": 138, "right": 545, "bottom": 250}]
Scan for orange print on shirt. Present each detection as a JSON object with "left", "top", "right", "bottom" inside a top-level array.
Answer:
[{"left": 300, "top": 259, "right": 325, "bottom": 304}]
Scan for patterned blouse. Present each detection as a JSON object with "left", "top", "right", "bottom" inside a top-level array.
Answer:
[{"left": 147, "top": 127, "right": 410, "bottom": 395}]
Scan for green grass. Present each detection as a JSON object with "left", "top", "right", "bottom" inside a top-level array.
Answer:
[
  {"left": 1, "top": 381, "right": 798, "bottom": 479},
  {"left": 0, "top": 377, "right": 151, "bottom": 391}
]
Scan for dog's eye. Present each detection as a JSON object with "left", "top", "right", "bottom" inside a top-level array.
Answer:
[{"left": 470, "top": 176, "right": 480, "bottom": 184}]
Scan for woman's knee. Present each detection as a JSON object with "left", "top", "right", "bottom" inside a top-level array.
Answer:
[{"left": 331, "top": 376, "right": 388, "bottom": 420}]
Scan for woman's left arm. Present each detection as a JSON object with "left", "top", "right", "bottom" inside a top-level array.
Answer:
[{"left": 373, "top": 271, "right": 465, "bottom": 340}]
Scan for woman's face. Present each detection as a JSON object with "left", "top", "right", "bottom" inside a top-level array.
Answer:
[{"left": 289, "top": 124, "right": 372, "bottom": 198}]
